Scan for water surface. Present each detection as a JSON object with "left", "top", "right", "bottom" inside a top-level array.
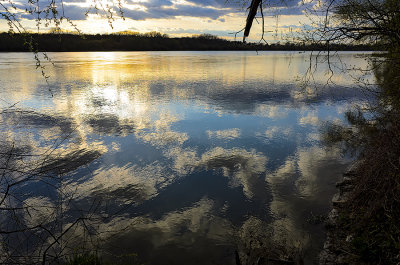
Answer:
[{"left": 0, "top": 51, "right": 370, "bottom": 264}]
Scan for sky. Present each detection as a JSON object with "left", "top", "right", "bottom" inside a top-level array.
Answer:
[{"left": 0, "top": 0, "right": 318, "bottom": 42}]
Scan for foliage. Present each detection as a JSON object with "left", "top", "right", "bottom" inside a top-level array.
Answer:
[
  {"left": 345, "top": 55, "right": 400, "bottom": 263},
  {"left": 322, "top": 52, "right": 400, "bottom": 264},
  {"left": 300, "top": 0, "right": 400, "bottom": 263},
  {"left": 304, "top": 0, "right": 400, "bottom": 51},
  {"left": 332, "top": 0, "right": 400, "bottom": 47}
]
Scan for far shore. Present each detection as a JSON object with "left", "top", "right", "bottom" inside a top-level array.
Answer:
[{"left": 0, "top": 32, "right": 377, "bottom": 53}]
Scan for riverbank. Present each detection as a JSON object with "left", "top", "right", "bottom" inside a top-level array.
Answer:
[
  {"left": 320, "top": 168, "right": 358, "bottom": 264},
  {"left": 320, "top": 105, "right": 400, "bottom": 264},
  {"left": 0, "top": 32, "right": 377, "bottom": 52}
]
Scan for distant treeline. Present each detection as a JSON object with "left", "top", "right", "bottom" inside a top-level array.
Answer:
[{"left": 0, "top": 32, "right": 377, "bottom": 52}]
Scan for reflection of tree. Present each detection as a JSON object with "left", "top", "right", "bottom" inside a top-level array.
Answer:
[{"left": 0, "top": 108, "right": 106, "bottom": 264}]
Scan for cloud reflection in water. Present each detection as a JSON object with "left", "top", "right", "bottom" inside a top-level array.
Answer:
[{"left": 0, "top": 51, "right": 371, "bottom": 263}]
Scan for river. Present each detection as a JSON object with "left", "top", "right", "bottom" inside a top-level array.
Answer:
[{"left": 0, "top": 51, "right": 371, "bottom": 264}]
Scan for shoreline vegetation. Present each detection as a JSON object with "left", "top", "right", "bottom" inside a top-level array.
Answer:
[
  {"left": 320, "top": 52, "right": 400, "bottom": 264},
  {"left": 0, "top": 32, "right": 377, "bottom": 52}
]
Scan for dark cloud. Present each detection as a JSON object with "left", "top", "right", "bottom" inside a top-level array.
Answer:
[
  {"left": 59, "top": 4, "right": 89, "bottom": 20},
  {"left": 185, "top": 0, "right": 241, "bottom": 8},
  {"left": 122, "top": 4, "right": 229, "bottom": 21},
  {"left": 163, "top": 28, "right": 233, "bottom": 37},
  {"left": 84, "top": 114, "right": 136, "bottom": 136},
  {"left": 267, "top": 0, "right": 299, "bottom": 7},
  {"left": 1, "top": 109, "right": 74, "bottom": 132},
  {"left": 0, "top": 0, "right": 309, "bottom": 23},
  {"left": 141, "top": 0, "right": 174, "bottom": 7},
  {"left": 126, "top": 0, "right": 306, "bottom": 19},
  {"left": 5, "top": 0, "right": 88, "bottom": 21},
  {"left": 259, "top": 0, "right": 308, "bottom": 16}
]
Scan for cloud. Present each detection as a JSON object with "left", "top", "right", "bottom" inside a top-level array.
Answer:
[
  {"left": 1, "top": 0, "right": 236, "bottom": 22},
  {"left": 264, "top": 145, "right": 347, "bottom": 255},
  {"left": 207, "top": 128, "right": 241, "bottom": 140},
  {"left": 295, "top": 146, "right": 343, "bottom": 197},
  {"left": 255, "top": 105, "right": 288, "bottom": 119},
  {"left": 62, "top": 197, "right": 237, "bottom": 264},
  {"left": 185, "top": 0, "right": 244, "bottom": 9},
  {"left": 12, "top": 1, "right": 89, "bottom": 21},
  {"left": 61, "top": 4, "right": 91, "bottom": 20},
  {"left": 68, "top": 162, "right": 172, "bottom": 203},
  {"left": 23, "top": 196, "right": 56, "bottom": 226},
  {"left": 85, "top": 114, "right": 136, "bottom": 136},
  {"left": 2, "top": 0, "right": 310, "bottom": 24},
  {"left": 264, "top": 126, "right": 292, "bottom": 139},
  {"left": 122, "top": 3, "right": 230, "bottom": 21},
  {"left": 0, "top": 0, "right": 320, "bottom": 33},
  {"left": 135, "top": 113, "right": 188, "bottom": 146},
  {"left": 262, "top": 0, "right": 309, "bottom": 15},
  {"left": 299, "top": 111, "right": 319, "bottom": 126},
  {"left": 165, "top": 146, "right": 268, "bottom": 199},
  {"left": 161, "top": 27, "right": 233, "bottom": 37}
]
